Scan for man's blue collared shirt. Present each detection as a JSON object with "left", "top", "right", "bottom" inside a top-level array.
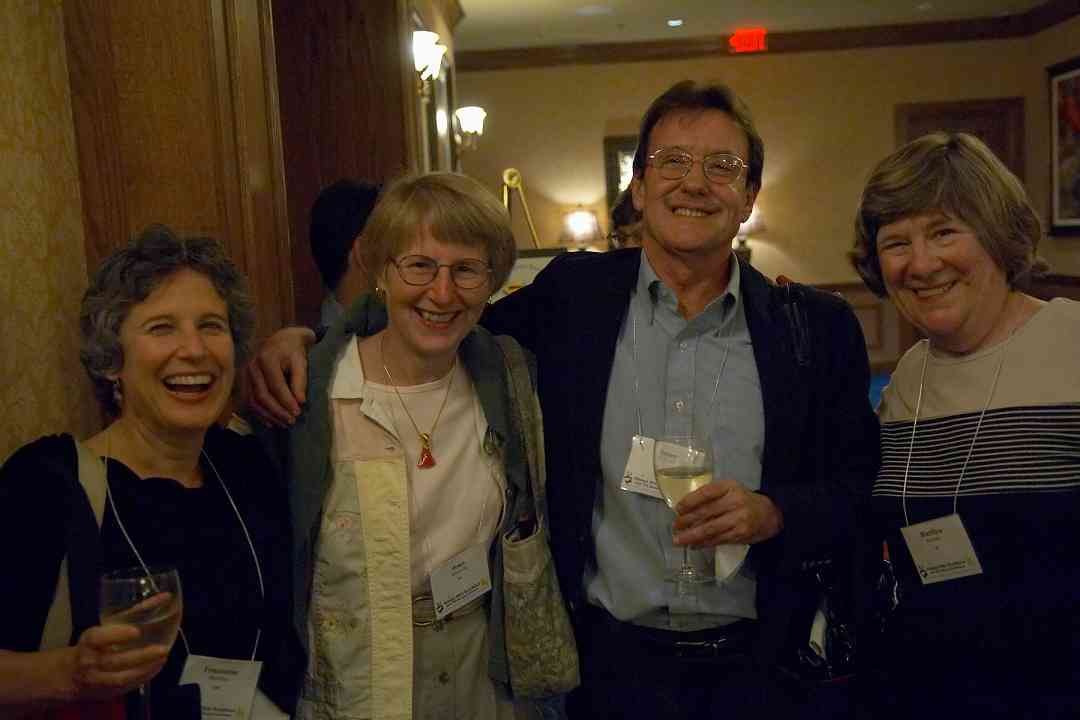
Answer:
[{"left": 584, "top": 251, "right": 765, "bottom": 628}]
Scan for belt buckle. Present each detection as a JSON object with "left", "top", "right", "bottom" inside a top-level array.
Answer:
[
  {"left": 673, "top": 637, "right": 726, "bottom": 659},
  {"left": 412, "top": 594, "right": 445, "bottom": 630}
]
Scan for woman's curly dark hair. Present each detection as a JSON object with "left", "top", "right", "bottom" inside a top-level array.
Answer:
[{"left": 79, "top": 224, "right": 255, "bottom": 415}]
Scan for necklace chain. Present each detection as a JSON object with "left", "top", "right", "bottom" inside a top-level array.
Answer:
[{"left": 379, "top": 333, "right": 455, "bottom": 468}]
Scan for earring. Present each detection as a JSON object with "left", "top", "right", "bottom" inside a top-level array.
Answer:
[
  {"left": 112, "top": 378, "right": 122, "bottom": 407},
  {"left": 374, "top": 285, "right": 386, "bottom": 303}
]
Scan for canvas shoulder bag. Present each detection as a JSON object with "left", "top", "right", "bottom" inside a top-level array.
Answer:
[{"left": 495, "top": 335, "right": 580, "bottom": 699}]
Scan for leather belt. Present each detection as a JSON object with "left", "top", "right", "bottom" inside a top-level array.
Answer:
[
  {"left": 584, "top": 604, "right": 758, "bottom": 661},
  {"left": 411, "top": 593, "right": 486, "bottom": 628}
]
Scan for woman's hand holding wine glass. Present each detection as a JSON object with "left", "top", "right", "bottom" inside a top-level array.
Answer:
[
  {"left": 97, "top": 566, "right": 182, "bottom": 719},
  {"left": 66, "top": 622, "right": 169, "bottom": 701}
]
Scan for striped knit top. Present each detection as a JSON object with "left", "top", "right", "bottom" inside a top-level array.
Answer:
[{"left": 872, "top": 297, "right": 1080, "bottom": 653}]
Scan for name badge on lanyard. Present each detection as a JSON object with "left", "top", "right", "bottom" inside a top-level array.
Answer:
[
  {"left": 900, "top": 513, "right": 983, "bottom": 585},
  {"left": 620, "top": 435, "right": 663, "bottom": 499},
  {"left": 180, "top": 655, "right": 262, "bottom": 720}
]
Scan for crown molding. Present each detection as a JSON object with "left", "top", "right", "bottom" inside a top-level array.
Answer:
[{"left": 457, "top": 0, "right": 1079, "bottom": 73}]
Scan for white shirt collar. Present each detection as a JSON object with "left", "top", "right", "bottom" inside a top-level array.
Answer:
[{"left": 329, "top": 337, "right": 367, "bottom": 400}]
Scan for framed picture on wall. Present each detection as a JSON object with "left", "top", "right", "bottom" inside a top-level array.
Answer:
[
  {"left": 1050, "top": 55, "right": 1080, "bottom": 235},
  {"left": 603, "top": 135, "right": 638, "bottom": 213},
  {"left": 489, "top": 248, "right": 565, "bottom": 302}
]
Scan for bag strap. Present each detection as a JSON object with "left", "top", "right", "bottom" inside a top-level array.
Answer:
[
  {"left": 494, "top": 335, "right": 548, "bottom": 527},
  {"left": 75, "top": 440, "right": 108, "bottom": 524},
  {"left": 39, "top": 439, "right": 107, "bottom": 649},
  {"left": 778, "top": 279, "right": 812, "bottom": 368}
]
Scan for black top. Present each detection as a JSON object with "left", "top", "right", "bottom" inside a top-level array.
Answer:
[{"left": 0, "top": 426, "right": 303, "bottom": 714}]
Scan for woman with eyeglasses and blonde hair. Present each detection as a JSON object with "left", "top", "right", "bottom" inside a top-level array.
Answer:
[
  {"left": 852, "top": 132, "right": 1080, "bottom": 716},
  {"left": 285, "top": 172, "right": 550, "bottom": 720}
]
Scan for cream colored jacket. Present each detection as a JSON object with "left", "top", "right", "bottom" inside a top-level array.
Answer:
[{"left": 289, "top": 298, "right": 534, "bottom": 720}]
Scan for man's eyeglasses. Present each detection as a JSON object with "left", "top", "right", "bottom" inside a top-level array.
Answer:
[
  {"left": 388, "top": 254, "right": 492, "bottom": 290},
  {"left": 646, "top": 149, "right": 748, "bottom": 184}
]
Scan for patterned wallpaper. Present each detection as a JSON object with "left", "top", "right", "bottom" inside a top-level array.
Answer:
[{"left": 0, "top": 1, "right": 98, "bottom": 462}]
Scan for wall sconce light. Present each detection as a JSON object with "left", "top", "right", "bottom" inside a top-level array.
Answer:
[
  {"left": 561, "top": 207, "right": 601, "bottom": 247},
  {"left": 413, "top": 30, "right": 447, "bottom": 81},
  {"left": 454, "top": 106, "right": 486, "bottom": 151},
  {"left": 734, "top": 206, "right": 764, "bottom": 263}
]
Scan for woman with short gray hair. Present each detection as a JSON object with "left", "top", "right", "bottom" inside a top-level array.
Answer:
[{"left": 854, "top": 132, "right": 1080, "bottom": 716}]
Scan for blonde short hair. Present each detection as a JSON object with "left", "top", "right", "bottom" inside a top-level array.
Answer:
[
  {"left": 852, "top": 132, "right": 1046, "bottom": 296},
  {"left": 361, "top": 172, "right": 517, "bottom": 295}
]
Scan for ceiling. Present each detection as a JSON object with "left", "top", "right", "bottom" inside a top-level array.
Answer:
[{"left": 454, "top": 0, "right": 1049, "bottom": 51}]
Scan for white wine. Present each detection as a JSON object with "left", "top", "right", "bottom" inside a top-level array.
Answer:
[
  {"left": 655, "top": 467, "right": 712, "bottom": 509},
  {"left": 102, "top": 592, "right": 182, "bottom": 649}
]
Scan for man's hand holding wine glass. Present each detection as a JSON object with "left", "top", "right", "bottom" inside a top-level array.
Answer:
[{"left": 671, "top": 480, "right": 784, "bottom": 547}]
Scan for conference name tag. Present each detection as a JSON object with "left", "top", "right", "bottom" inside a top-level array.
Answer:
[
  {"left": 179, "top": 655, "right": 261, "bottom": 720},
  {"left": 430, "top": 544, "right": 491, "bottom": 620},
  {"left": 621, "top": 435, "right": 662, "bottom": 499},
  {"left": 900, "top": 513, "right": 983, "bottom": 585}
]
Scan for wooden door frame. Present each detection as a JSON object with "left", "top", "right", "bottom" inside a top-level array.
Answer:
[{"left": 894, "top": 97, "right": 1025, "bottom": 179}]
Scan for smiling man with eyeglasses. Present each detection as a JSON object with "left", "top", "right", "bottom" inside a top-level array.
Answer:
[
  {"left": 481, "top": 81, "right": 878, "bottom": 719},
  {"left": 249, "top": 80, "right": 879, "bottom": 719}
]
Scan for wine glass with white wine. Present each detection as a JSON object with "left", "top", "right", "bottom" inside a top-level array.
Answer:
[
  {"left": 99, "top": 566, "right": 183, "bottom": 720},
  {"left": 654, "top": 433, "right": 714, "bottom": 591}
]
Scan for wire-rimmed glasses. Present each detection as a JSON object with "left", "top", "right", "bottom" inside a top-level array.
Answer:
[
  {"left": 388, "top": 254, "right": 492, "bottom": 289},
  {"left": 646, "top": 148, "right": 748, "bottom": 185}
]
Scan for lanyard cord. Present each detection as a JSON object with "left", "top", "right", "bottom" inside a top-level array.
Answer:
[
  {"left": 633, "top": 309, "right": 643, "bottom": 437},
  {"left": 630, "top": 299, "right": 731, "bottom": 441},
  {"left": 202, "top": 450, "right": 264, "bottom": 660},
  {"left": 900, "top": 339, "right": 1009, "bottom": 527},
  {"left": 104, "top": 435, "right": 265, "bottom": 661}
]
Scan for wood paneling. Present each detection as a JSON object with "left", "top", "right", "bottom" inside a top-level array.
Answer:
[
  {"left": 457, "top": 2, "right": 1080, "bottom": 73},
  {"left": 815, "top": 282, "right": 909, "bottom": 374},
  {"left": 63, "top": 0, "right": 293, "bottom": 337},
  {"left": 813, "top": 274, "right": 1080, "bottom": 373},
  {"left": 895, "top": 98, "right": 1025, "bottom": 181},
  {"left": 272, "top": 0, "right": 416, "bottom": 328},
  {"left": 1030, "top": 273, "right": 1080, "bottom": 301}
]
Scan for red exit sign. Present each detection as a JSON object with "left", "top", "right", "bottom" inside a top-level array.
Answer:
[{"left": 729, "top": 28, "right": 767, "bottom": 53}]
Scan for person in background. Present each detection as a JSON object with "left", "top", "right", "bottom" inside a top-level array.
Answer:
[
  {"left": 851, "top": 131, "right": 1079, "bottom": 716},
  {"left": 607, "top": 188, "right": 642, "bottom": 249},
  {"left": 0, "top": 226, "right": 303, "bottom": 719},
  {"left": 247, "top": 80, "right": 879, "bottom": 718},
  {"left": 309, "top": 179, "right": 381, "bottom": 333},
  {"left": 286, "top": 172, "right": 546, "bottom": 719}
]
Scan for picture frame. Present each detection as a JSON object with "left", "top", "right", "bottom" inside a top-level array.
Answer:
[
  {"left": 490, "top": 248, "right": 566, "bottom": 302},
  {"left": 603, "top": 135, "right": 638, "bottom": 213},
  {"left": 1049, "top": 55, "right": 1080, "bottom": 235}
]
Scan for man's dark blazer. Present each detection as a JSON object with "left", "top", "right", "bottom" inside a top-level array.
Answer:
[{"left": 481, "top": 247, "right": 880, "bottom": 668}]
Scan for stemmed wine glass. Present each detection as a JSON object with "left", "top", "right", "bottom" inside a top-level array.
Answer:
[
  {"left": 99, "top": 566, "right": 183, "bottom": 720},
  {"left": 654, "top": 433, "right": 714, "bottom": 592}
]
